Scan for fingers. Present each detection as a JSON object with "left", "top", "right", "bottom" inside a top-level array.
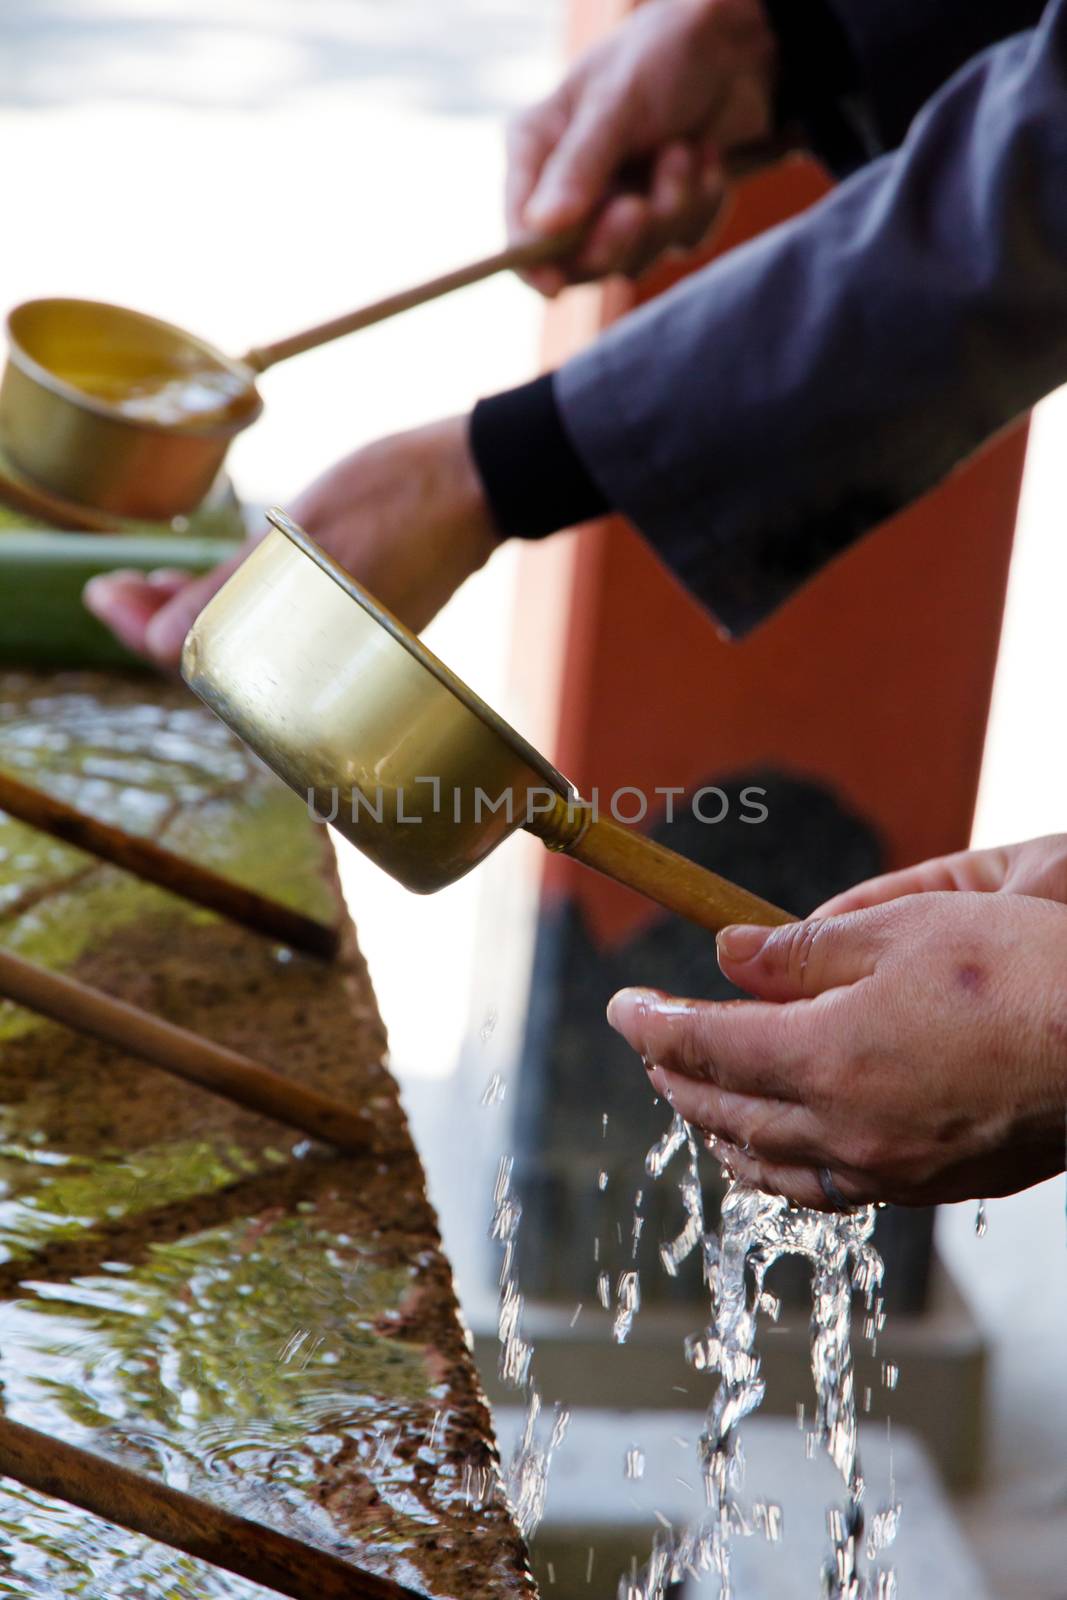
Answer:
[
  {"left": 506, "top": 94, "right": 571, "bottom": 296},
  {"left": 523, "top": 93, "right": 629, "bottom": 236},
  {"left": 83, "top": 568, "right": 185, "bottom": 657},
  {"left": 815, "top": 847, "right": 1009, "bottom": 916},
  {"left": 648, "top": 140, "right": 725, "bottom": 254},
  {"left": 570, "top": 142, "right": 718, "bottom": 278},
  {"left": 84, "top": 547, "right": 248, "bottom": 666},
  {"left": 143, "top": 550, "right": 247, "bottom": 664},
  {"left": 512, "top": 93, "right": 715, "bottom": 290},
  {"left": 574, "top": 193, "right": 653, "bottom": 279},
  {"left": 539, "top": 140, "right": 726, "bottom": 286},
  {"left": 715, "top": 914, "right": 881, "bottom": 1002},
  {"left": 507, "top": 79, "right": 726, "bottom": 291},
  {"left": 712, "top": 1143, "right": 861, "bottom": 1213},
  {"left": 606, "top": 987, "right": 813, "bottom": 1100},
  {"left": 646, "top": 1066, "right": 827, "bottom": 1164}
]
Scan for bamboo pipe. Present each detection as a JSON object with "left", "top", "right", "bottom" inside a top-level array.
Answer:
[
  {"left": 0, "top": 949, "right": 376, "bottom": 1155},
  {"left": 0, "top": 1413, "right": 423, "bottom": 1600},
  {"left": 0, "top": 771, "right": 339, "bottom": 960},
  {"left": 528, "top": 796, "right": 796, "bottom": 934}
]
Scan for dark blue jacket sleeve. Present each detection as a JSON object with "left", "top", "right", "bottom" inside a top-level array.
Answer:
[
  {"left": 826, "top": 0, "right": 1050, "bottom": 154},
  {"left": 555, "top": 0, "right": 1067, "bottom": 635}
]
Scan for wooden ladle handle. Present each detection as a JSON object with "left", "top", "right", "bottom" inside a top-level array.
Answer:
[
  {"left": 0, "top": 948, "right": 376, "bottom": 1155},
  {"left": 571, "top": 814, "right": 795, "bottom": 934},
  {"left": 527, "top": 797, "right": 795, "bottom": 935},
  {"left": 241, "top": 138, "right": 789, "bottom": 375},
  {"left": 241, "top": 227, "right": 585, "bottom": 374}
]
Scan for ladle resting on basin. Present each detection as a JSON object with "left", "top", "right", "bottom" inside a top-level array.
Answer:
[{"left": 182, "top": 511, "right": 794, "bottom": 938}]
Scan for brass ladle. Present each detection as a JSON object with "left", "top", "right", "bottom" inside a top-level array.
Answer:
[
  {"left": 0, "top": 231, "right": 580, "bottom": 524},
  {"left": 0, "top": 142, "right": 784, "bottom": 525},
  {"left": 182, "top": 510, "right": 793, "bottom": 937}
]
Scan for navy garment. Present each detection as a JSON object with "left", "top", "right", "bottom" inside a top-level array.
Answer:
[
  {"left": 474, "top": 0, "right": 1067, "bottom": 635},
  {"left": 827, "top": 0, "right": 1050, "bottom": 152}
]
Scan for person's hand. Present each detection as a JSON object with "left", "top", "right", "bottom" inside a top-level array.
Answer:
[
  {"left": 507, "top": 0, "right": 779, "bottom": 294},
  {"left": 607, "top": 890, "right": 1067, "bottom": 1210},
  {"left": 816, "top": 834, "right": 1067, "bottom": 915},
  {"left": 83, "top": 415, "right": 498, "bottom": 668}
]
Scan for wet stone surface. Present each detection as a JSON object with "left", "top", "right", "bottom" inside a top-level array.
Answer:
[{"left": 0, "top": 673, "right": 534, "bottom": 1600}]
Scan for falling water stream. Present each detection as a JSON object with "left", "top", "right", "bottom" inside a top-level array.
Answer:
[
  {"left": 632, "top": 1113, "right": 894, "bottom": 1599},
  {"left": 490, "top": 1153, "right": 570, "bottom": 1540},
  {"left": 490, "top": 1100, "right": 900, "bottom": 1599}
]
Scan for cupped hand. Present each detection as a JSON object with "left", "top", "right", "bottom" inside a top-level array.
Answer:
[
  {"left": 83, "top": 414, "right": 498, "bottom": 668},
  {"left": 507, "top": 0, "right": 779, "bottom": 294},
  {"left": 607, "top": 891, "right": 1067, "bottom": 1210}
]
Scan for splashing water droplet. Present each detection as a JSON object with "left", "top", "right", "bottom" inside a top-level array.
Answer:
[
  {"left": 479, "top": 1008, "right": 498, "bottom": 1043},
  {"left": 866, "top": 1502, "right": 902, "bottom": 1558},
  {"left": 480, "top": 1073, "right": 506, "bottom": 1107},
  {"left": 625, "top": 1445, "right": 646, "bottom": 1480},
  {"left": 491, "top": 1158, "right": 533, "bottom": 1390},
  {"left": 613, "top": 1271, "right": 641, "bottom": 1344},
  {"left": 504, "top": 1389, "right": 571, "bottom": 1540},
  {"left": 598, "top": 1170, "right": 609, "bottom": 1192},
  {"left": 645, "top": 1112, "right": 688, "bottom": 1179},
  {"left": 975, "top": 1199, "right": 988, "bottom": 1237},
  {"left": 753, "top": 1500, "right": 783, "bottom": 1542},
  {"left": 489, "top": 1154, "right": 571, "bottom": 1540},
  {"left": 596, "top": 1272, "right": 611, "bottom": 1310}
]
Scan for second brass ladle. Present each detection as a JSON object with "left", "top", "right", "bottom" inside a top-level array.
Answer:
[
  {"left": 182, "top": 510, "right": 793, "bottom": 939},
  {"left": 0, "top": 229, "right": 577, "bottom": 524},
  {"left": 0, "top": 141, "right": 783, "bottom": 524}
]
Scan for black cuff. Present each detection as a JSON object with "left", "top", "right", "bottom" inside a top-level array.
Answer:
[
  {"left": 469, "top": 372, "right": 609, "bottom": 542},
  {"left": 763, "top": 0, "right": 877, "bottom": 174}
]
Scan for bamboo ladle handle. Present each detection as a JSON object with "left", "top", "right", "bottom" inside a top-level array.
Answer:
[
  {"left": 0, "top": 1414, "right": 422, "bottom": 1600},
  {"left": 527, "top": 796, "right": 795, "bottom": 934},
  {"left": 0, "top": 770, "right": 339, "bottom": 960},
  {"left": 241, "top": 227, "right": 585, "bottom": 374},
  {"left": 241, "top": 138, "right": 788, "bottom": 375},
  {"left": 0, "top": 949, "right": 376, "bottom": 1155}
]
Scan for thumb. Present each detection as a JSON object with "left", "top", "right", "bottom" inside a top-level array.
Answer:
[
  {"left": 716, "top": 914, "right": 880, "bottom": 1001},
  {"left": 524, "top": 98, "right": 628, "bottom": 232}
]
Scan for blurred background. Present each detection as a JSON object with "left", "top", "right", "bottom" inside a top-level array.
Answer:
[{"left": 1, "top": 4, "right": 1064, "bottom": 1597}]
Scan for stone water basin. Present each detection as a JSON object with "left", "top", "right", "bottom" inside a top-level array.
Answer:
[{"left": 0, "top": 674, "right": 534, "bottom": 1600}]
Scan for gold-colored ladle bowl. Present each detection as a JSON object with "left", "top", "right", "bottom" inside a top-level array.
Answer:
[
  {"left": 0, "top": 143, "right": 783, "bottom": 524},
  {"left": 0, "top": 299, "right": 262, "bottom": 521},
  {"left": 0, "top": 232, "right": 581, "bottom": 523},
  {"left": 183, "top": 510, "right": 794, "bottom": 935}
]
